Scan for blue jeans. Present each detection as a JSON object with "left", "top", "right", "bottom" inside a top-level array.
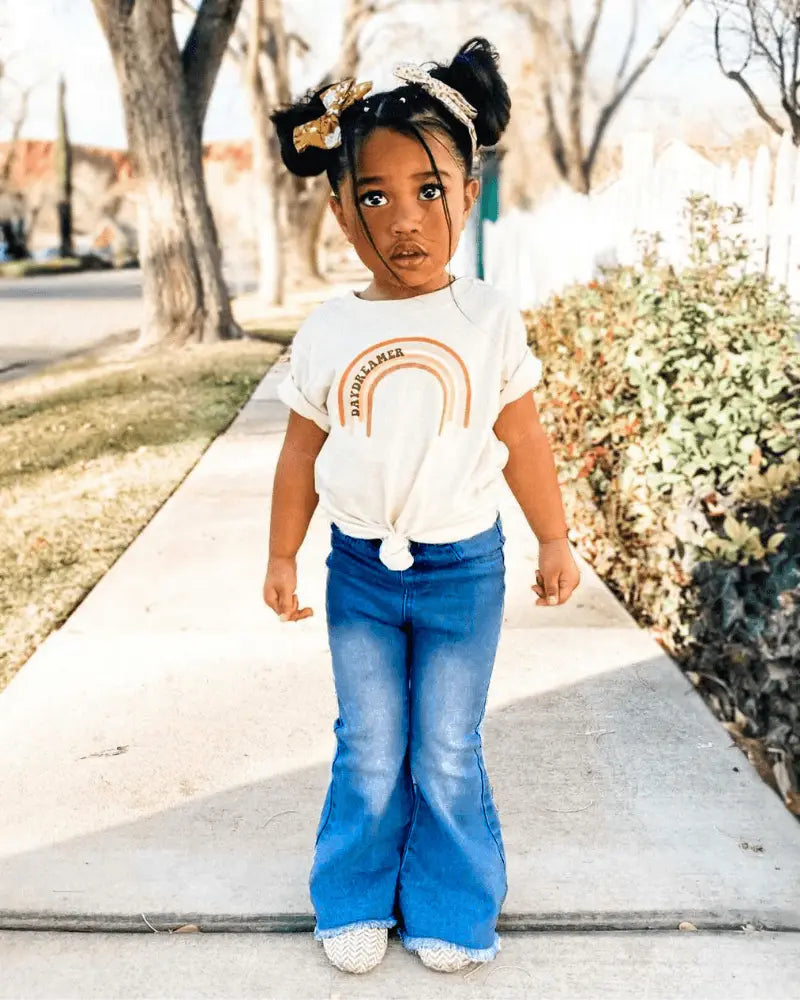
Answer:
[{"left": 309, "top": 514, "right": 508, "bottom": 962}]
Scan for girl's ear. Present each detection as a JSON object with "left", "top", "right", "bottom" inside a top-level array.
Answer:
[{"left": 464, "top": 177, "right": 480, "bottom": 216}]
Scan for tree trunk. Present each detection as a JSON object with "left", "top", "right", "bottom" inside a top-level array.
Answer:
[
  {"left": 92, "top": 0, "right": 243, "bottom": 347},
  {"left": 289, "top": 178, "right": 329, "bottom": 283},
  {"left": 251, "top": 101, "right": 285, "bottom": 303},
  {"left": 55, "top": 76, "right": 75, "bottom": 258},
  {"left": 246, "top": 0, "right": 289, "bottom": 304},
  {"left": 239, "top": 0, "right": 375, "bottom": 295},
  {"left": 277, "top": 0, "right": 367, "bottom": 287}
]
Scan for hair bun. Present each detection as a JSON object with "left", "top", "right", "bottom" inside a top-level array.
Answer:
[
  {"left": 433, "top": 37, "right": 510, "bottom": 148},
  {"left": 269, "top": 85, "right": 336, "bottom": 178}
]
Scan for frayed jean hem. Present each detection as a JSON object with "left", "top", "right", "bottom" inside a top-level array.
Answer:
[
  {"left": 398, "top": 928, "right": 501, "bottom": 962},
  {"left": 313, "top": 917, "right": 397, "bottom": 941}
]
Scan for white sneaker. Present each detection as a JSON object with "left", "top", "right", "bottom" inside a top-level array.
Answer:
[
  {"left": 321, "top": 925, "right": 388, "bottom": 974},
  {"left": 417, "top": 944, "right": 475, "bottom": 972},
  {"left": 417, "top": 935, "right": 501, "bottom": 973}
]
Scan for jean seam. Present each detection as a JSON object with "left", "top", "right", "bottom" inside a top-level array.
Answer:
[
  {"left": 315, "top": 785, "right": 334, "bottom": 847},
  {"left": 315, "top": 723, "right": 341, "bottom": 847},
  {"left": 397, "top": 783, "right": 421, "bottom": 876},
  {"left": 473, "top": 681, "right": 506, "bottom": 870},
  {"left": 474, "top": 745, "right": 506, "bottom": 868}
]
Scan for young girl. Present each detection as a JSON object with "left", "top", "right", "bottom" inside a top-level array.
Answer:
[{"left": 263, "top": 37, "right": 580, "bottom": 976}]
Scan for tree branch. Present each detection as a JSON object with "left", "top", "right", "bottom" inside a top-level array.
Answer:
[
  {"left": 614, "top": 0, "right": 638, "bottom": 84},
  {"left": 580, "top": 0, "right": 605, "bottom": 63},
  {"left": 745, "top": 0, "right": 782, "bottom": 75},
  {"left": 175, "top": 0, "right": 249, "bottom": 62},
  {"left": 764, "top": 0, "right": 793, "bottom": 115},
  {"left": 0, "top": 84, "right": 31, "bottom": 185},
  {"left": 584, "top": 0, "right": 694, "bottom": 178},
  {"left": 181, "top": 0, "right": 245, "bottom": 125},
  {"left": 286, "top": 31, "right": 310, "bottom": 56},
  {"left": 503, "top": 0, "right": 550, "bottom": 36},
  {"left": 713, "top": 9, "right": 786, "bottom": 135},
  {"left": 562, "top": 0, "right": 577, "bottom": 61},
  {"left": 542, "top": 81, "right": 568, "bottom": 180},
  {"left": 244, "top": 0, "right": 261, "bottom": 96}
]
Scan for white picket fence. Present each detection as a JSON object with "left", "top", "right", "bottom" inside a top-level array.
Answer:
[{"left": 479, "top": 130, "right": 800, "bottom": 311}]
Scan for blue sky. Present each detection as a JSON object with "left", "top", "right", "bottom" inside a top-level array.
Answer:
[{"left": 0, "top": 0, "right": 777, "bottom": 149}]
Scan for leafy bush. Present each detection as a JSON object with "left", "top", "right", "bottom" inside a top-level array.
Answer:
[{"left": 526, "top": 193, "right": 800, "bottom": 813}]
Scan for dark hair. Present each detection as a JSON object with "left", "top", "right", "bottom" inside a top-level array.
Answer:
[{"left": 269, "top": 37, "right": 511, "bottom": 292}]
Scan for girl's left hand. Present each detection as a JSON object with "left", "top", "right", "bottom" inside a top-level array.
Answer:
[{"left": 532, "top": 537, "right": 581, "bottom": 607}]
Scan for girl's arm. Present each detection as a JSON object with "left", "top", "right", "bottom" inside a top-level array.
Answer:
[
  {"left": 493, "top": 391, "right": 568, "bottom": 543},
  {"left": 494, "top": 391, "right": 580, "bottom": 606},
  {"left": 263, "top": 411, "right": 328, "bottom": 622},
  {"left": 269, "top": 410, "right": 328, "bottom": 559}
]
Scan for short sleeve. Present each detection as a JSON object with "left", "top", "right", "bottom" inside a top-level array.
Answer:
[
  {"left": 499, "top": 304, "right": 543, "bottom": 408},
  {"left": 276, "top": 330, "right": 331, "bottom": 432}
]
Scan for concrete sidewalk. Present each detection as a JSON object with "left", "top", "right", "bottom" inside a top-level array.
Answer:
[{"left": 1, "top": 294, "right": 799, "bottom": 997}]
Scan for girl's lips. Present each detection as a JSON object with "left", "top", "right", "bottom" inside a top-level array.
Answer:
[
  {"left": 391, "top": 253, "right": 428, "bottom": 268},
  {"left": 390, "top": 244, "right": 426, "bottom": 259}
]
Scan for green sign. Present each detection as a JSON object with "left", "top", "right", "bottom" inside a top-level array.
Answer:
[{"left": 476, "top": 148, "right": 500, "bottom": 280}]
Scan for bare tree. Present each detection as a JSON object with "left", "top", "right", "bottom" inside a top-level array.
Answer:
[
  {"left": 711, "top": 0, "right": 800, "bottom": 144},
  {"left": 178, "top": 0, "right": 303, "bottom": 303},
  {"left": 244, "top": 0, "right": 292, "bottom": 304},
  {"left": 91, "top": 0, "right": 244, "bottom": 347},
  {"left": 506, "top": 0, "right": 694, "bottom": 193},
  {"left": 0, "top": 3, "right": 37, "bottom": 258},
  {"left": 177, "top": 0, "right": 390, "bottom": 303},
  {"left": 55, "top": 76, "right": 75, "bottom": 259},
  {"left": 0, "top": 3, "right": 34, "bottom": 192},
  {"left": 279, "top": 0, "right": 399, "bottom": 294},
  {"left": 287, "top": 0, "right": 372, "bottom": 292}
]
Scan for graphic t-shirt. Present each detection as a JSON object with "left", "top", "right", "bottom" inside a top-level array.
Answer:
[{"left": 276, "top": 275, "right": 543, "bottom": 571}]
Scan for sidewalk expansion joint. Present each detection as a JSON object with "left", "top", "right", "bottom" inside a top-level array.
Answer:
[{"left": 1, "top": 911, "right": 798, "bottom": 933}]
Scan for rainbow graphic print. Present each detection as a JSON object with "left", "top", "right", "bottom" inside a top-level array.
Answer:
[{"left": 337, "top": 337, "right": 472, "bottom": 437}]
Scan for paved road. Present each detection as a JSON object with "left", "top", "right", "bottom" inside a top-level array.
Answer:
[
  {"left": 0, "top": 269, "right": 146, "bottom": 382},
  {"left": 0, "top": 266, "right": 259, "bottom": 384}
]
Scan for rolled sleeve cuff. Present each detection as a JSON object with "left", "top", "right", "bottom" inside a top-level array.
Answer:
[
  {"left": 276, "top": 373, "right": 331, "bottom": 432},
  {"left": 499, "top": 350, "right": 542, "bottom": 408}
]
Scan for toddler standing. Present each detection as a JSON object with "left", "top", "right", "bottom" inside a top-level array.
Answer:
[{"left": 263, "top": 36, "right": 581, "bottom": 975}]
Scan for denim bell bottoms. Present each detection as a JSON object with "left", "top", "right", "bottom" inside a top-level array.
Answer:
[{"left": 309, "top": 514, "right": 509, "bottom": 962}]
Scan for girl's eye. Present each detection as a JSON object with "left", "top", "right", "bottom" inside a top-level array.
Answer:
[
  {"left": 358, "top": 183, "right": 445, "bottom": 208},
  {"left": 361, "top": 191, "right": 385, "bottom": 208}
]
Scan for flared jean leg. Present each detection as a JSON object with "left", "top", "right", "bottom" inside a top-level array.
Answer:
[
  {"left": 396, "top": 534, "right": 508, "bottom": 962},
  {"left": 309, "top": 517, "right": 508, "bottom": 955},
  {"left": 309, "top": 541, "right": 413, "bottom": 942}
]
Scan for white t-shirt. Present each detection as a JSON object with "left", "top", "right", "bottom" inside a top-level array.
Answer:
[{"left": 276, "top": 275, "right": 543, "bottom": 571}]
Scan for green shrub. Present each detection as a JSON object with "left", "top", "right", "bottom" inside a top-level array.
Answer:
[{"left": 526, "top": 192, "right": 800, "bottom": 813}]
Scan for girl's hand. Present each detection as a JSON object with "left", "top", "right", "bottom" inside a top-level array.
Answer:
[
  {"left": 531, "top": 537, "right": 581, "bottom": 607},
  {"left": 262, "top": 556, "right": 314, "bottom": 623}
]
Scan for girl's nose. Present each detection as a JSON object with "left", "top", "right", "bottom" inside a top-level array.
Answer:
[
  {"left": 391, "top": 221, "right": 420, "bottom": 236},
  {"left": 390, "top": 197, "right": 425, "bottom": 234}
]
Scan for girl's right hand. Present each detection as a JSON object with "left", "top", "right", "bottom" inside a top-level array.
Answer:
[{"left": 262, "top": 556, "right": 314, "bottom": 623}]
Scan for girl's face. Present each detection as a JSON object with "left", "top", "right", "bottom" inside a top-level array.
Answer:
[{"left": 329, "top": 126, "right": 480, "bottom": 299}]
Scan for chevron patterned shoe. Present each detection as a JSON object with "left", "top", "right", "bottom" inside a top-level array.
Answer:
[
  {"left": 321, "top": 925, "right": 388, "bottom": 974},
  {"left": 416, "top": 944, "right": 476, "bottom": 972},
  {"left": 415, "top": 934, "right": 502, "bottom": 973}
]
